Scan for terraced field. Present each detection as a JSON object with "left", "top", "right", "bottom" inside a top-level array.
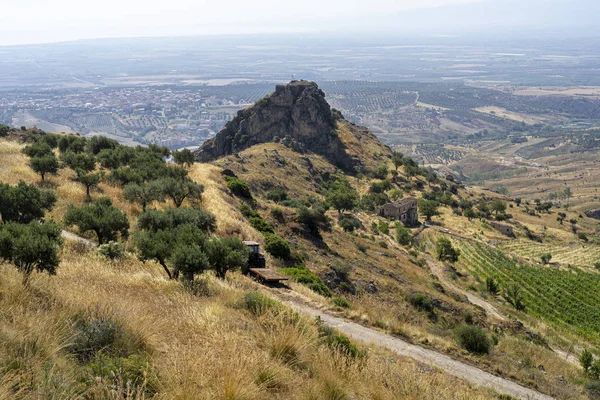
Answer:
[
  {"left": 500, "top": 239, "right": 600, "bottom": 268},
  {"left": 456, "top": 240, "right": 600, "bottom": 342}
]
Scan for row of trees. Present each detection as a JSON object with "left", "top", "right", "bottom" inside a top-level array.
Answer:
[
  {"left": 21, "top": 134, "right": 202, "bottom": 207},
  {"left": 1, "top": 132, "right": 256, "bottom": 286}
]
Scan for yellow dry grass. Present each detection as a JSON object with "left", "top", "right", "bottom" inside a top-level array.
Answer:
[{"left": 0, "top": 238, "right": 494, "bottom": 399}]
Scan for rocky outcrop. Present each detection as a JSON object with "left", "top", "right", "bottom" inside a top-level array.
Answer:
[{"left": 196, "top": 81, "right": 356, "bottom": 170}]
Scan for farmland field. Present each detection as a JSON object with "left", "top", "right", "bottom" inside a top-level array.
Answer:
[
  {"left": 455, "top": 240, "right": 600, "bottom": 342},
  {"left": 500, "top": 239, "right": 600, "bottom": 269}
]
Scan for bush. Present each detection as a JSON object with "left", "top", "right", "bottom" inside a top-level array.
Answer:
[
  {"left": 0, "top": 124, "right": 9, "bottom": 137},
  {"left": 319, "top": 326, "right": 364, "bottom": 358},
  {"left": 408, "top": 293, "right": 434, "bottom": 313},
  {"left": 331, "top": 261, "right": 353, "bottom": 281},
  {"left": 396, "top": 223, "right": 412, "bottom": 246},
  {"left": 435, "top": 237, "right": 460, "bottom": 263},
  {"left": 540, "top": 253, "right": 552, "bottom": 264},
  {"left": 264, "top": 233, "right": 291, "bottom": 259},
  {"left": 98, "top": 241, "right": 125, "bottom": 261},
  {"left": 454, "top": 324, "right": 491, "bottom": 354},
  {"left": 580, "top": 349, "right": 594, "bottom": 375},
  {"left": 266, "top": 189, "right": 288, "bottom": 203},
  {"left": 69, "top": 313, "right": 145, "bottom": 362},
  {"left": 338, "top": 215, "right": 360, "bottom": 232},
  {"left": 270, "top": 207, "right": 284, "bottom": 222},
  {"left": 377, "top": 221, "right": 389, "bottom": 235},
  {"left": 585, "top": 381, "right": 600, "bottom": 400},
  {"left": 281, "top": 265, "right": 331, "bottom": 297},
  {"left": 243, "top": 291, "right": 280, "bottom": 316},
  {"left": 225, "top": 176, "right": 252, "bottom": 198},
  {"left": 88, "top": 352, "right": 158, "bottom": 396},
  {"left": 354, "top": 242, "right": 367, "bottom": 253},
  {"left": 332, "top": 297, "right": 351, "bottom": 308},
  {"left": 249, "top": 216, "right": 274, "bottom": 233}
]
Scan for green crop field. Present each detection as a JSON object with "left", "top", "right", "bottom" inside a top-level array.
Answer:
[
  {"left": 456, "top": 240, "right": 600, "bottom": 342},
  {"left": 500, "top": 239, "right": 600, "bottom": 268}
]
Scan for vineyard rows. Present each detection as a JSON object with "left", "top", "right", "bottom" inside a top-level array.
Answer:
[
  {"left": 457, "top": 240, "right": 600, "bottom": 342},
  {"left": 500, "top": 239, "right": 600, "bottom": 268}
]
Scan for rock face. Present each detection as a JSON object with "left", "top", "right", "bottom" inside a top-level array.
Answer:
[{"left": 196, "top": 81, "right": 355, "bottom": 170}]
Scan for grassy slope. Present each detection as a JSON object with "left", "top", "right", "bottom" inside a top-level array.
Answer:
[
  {"left": 1, "top": 129, "right": 592, "bottom": 398},
  {"left": 208, "top": 138, "right": 586, "bottom": 397},
  {"left": 0, "top": 137, "right": 493, "bottom": 399}
]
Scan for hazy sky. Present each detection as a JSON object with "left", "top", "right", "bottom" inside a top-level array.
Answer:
[{"left": 1, "top": 0, "right": 481, "bottom": 46}]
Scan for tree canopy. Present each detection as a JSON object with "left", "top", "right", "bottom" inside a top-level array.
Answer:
[
  {"left": 64, "top": 197, "right": 129, "bottom": 244},
  {"left": 435, "top": 237, "right": 460, "bottom": 264},
  {"left": 0, "top": 181, "right": 57, "bottom": 223},
  {"left": 30, "top": 153, "right": 60, "bottom": 181},
  {"left": 0, "top": 221, "right": 63, "bottom": 285},
  {"left": 172, "top": 149, "right": 195, "bottom": 167}
]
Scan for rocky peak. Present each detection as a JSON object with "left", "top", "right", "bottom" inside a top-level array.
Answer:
[{"left": 195, "top": 80, "right": 355, "bottom": 170}]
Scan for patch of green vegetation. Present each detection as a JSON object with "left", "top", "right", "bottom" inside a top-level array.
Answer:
[
  {"left": 458, "top": 240, "right": 600, "bottom": 342},
  {"left": 453, "top": 324, "right": 491, "bottom": 354},
  {"left": 281, "top": 265, "right": 331, "bottom": 297},
  {"left": 331, "top": 297, "right": 351, "bottom": 308},
  {"left": 224, "top": 176, "right": 252, "bottom": 199}
]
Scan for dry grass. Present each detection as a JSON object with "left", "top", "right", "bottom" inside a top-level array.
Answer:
[{"left": 0, "top": 238, "right": 494, "bottom": 399}]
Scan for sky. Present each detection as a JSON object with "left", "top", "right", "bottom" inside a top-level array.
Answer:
[{"left": 0, "top": 0, "right": 481, "bottom": 46}]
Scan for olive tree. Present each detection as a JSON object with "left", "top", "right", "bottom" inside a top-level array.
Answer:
[
  {"left": 123, "top": 181, "right": 164, "bottom": 211},
  {"left": 0, "top": 221, "right": 63, "bottom": 285},
  {"left": 63, "top": 197, "right": 129, "bottom": 244},
  {"left": 30, "top": 153, "right": 60, "bottom": 181},
  {"left": 158, "top": 176, "right": 204, "bottom": 208},
  {"left": 133, "top": 207, "right": 216, "bottom": 279},
  {"left": 435, "top": 237, "right": 460, "bottom": 264},
  {"left": 172, "top": 149, "right": 195, "bottom": 167},
  {"left": 0, "top": 181, "right": 57, "bottom": 223}
]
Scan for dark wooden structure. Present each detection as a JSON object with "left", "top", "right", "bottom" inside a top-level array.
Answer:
[
  {"left": 249, "top": 268, "right": 289, "bottom": 283},
  {"left": 243, "top": 241, "right": 288, "bottom": 284}
]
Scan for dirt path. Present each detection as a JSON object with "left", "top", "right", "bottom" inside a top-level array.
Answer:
[
  {"left": 61, "top": 230, "right": 97, "bottom": 247},
  {"left": 284, "top": 299, "right": 553, "bottom": 400},
  {"left": 57, "top": 229, "right": 562, "bottom": 397},
  {"left": 428, "top": 258, "right": 506, "bottom": 321}
]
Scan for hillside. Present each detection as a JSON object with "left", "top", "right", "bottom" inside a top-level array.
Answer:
[{"left": 1, "top": 81, "right": 599, "bottom": 399}]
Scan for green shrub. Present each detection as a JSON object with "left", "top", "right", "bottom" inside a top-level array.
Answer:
[
  {"left": 240, "top": 203, "right": 260, "bottom": 219},
  {"left": 270, "top": 207, "right": 284, "bottom": 222},
  {"left": 266, "top": 189, "right": 288, "bottom": 203},
  {"left": 224, "top": 176, "right": 252, "bottom": 198},
  {"left": 69, "top": 313, "right": 145, "bottom": 362},
  {"left": 243, "top": 291, "right": 280, "bottom": 316},
  {"left": 249, "top": 216, "right": 274, "bottom": 233},
  {"left": 98, "top": 241, "right": 125, "bottom": 261},
  {"left": 540, "top": 253, "right": 552, "bottom": 264},
  {"left": 88, "top": 352, "right": 158, "bottom": 396},
  {"left": 319, "top": 326, "right": 365, "bottom": 358},
  {"left": 264, "top": 233, "right": 291, "bottom": 259},
  {"left": 339, "top": 215, "right": 360, "bottom": 232},
  {"left": 354, "top": 242, "right": 367, "bottom": 253},
  {"left": 331, "top": 261, "right": 353, "bottom": 281},
  {"left": 377, "top": 221, "right": 389, "bottom": 235},
  {"left": 408, "top": 293, "right": 434, "bottom": 313},
  {"left": 585, "top": 381, "right": 600, "bottom": 400},
  {"left": 281, "top": 266, "right": 331, "bottom": 297},
  {"left": 332, "top": 297, "right": 351, "bottom": 308},
  {"left": 395, "top": 223, "right": 412, "bottom": 246},
  {"left": 453, "top": 324, "right": 490, "bottom": 354}
]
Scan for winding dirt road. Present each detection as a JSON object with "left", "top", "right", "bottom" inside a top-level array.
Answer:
[
  {"left": 288, "top": 300, "right": 553, "bottom": 400},
  {"left": 59, "top": 231, "right": 554, "bottom": 399}
]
